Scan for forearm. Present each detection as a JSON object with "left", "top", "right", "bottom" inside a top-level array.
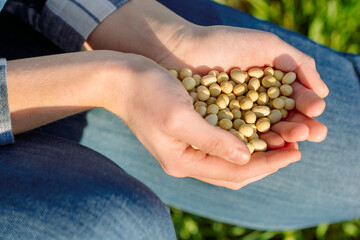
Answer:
[
  {"left": 87, "top": 0, "right": 195, "bottom": 63},
  {"left": 7, "top": 51, "right": 124, "bottom": 134}
]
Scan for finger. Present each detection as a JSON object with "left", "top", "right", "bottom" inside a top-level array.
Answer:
[
  {"left": 181, "top": 146, "right": 300, "bottom": 182},
  {"left": 285, "top": 111, "right": 328, "bottom": 142},
  {"left": 272, "top": 40, "right": 329, "bottom": 98},
  {"left": 284, "top": 142, "right": 299, "bottom": 150},
  {"left": 258, "top": 131, "right": 285, "bottom": 149},
  {"left": 169, "top": 107, "right": 251, "bottom": 164},
  {"left": 271, "top": 121, "right": 309, "bottom": 142},
  {"left": 291, "top": 81, "right": 326, "bottom": 117},
  {"left": 195, "top": 172, "right": 272, "bottom": 190}
]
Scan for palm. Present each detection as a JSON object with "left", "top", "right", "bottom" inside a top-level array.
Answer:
[{"left": 159, "top": 25, "right": 329, "bottom": 146}]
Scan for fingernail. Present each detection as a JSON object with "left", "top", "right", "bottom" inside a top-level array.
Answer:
[{"left": 229, "top": 148, "right": 251, "bottom": 164}]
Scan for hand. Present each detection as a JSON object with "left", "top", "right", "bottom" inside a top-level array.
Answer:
[
  {"left": 88, "top": 0, "right": 328, "bottom": 147},
  {"left": 156, "top": 25, "right": 329, "bottom": 147},
  {"left": 104, "top": 54, "right": 301, "bottom": 189}
]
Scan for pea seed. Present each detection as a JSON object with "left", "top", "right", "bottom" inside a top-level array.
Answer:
[
  {"left": 193, "top": 74, "right": 201, "bottom": 86},
  {"left": 182, "top": 77, "right": 196, "bottom": 90},
  {"left": 284, "top": 98, "right": 295, "bottom": 110},
  {"left": 209, "top": 83, "right": 222, "bottom": 97},
  {"left": 229, "top": 81, "right": 237, "bottom": 87},
  {"left": 258, "top": 86, "right": 267, "bottom": 93},
  {"left": 180, "top": 68, "right": 192, "bottom": 79},
  {"left": 243, "top": 71, "right": 250, "bottom": 82},
  {"left": 248, "top": 78, "right": 260, "bottom": 91},
  {"left": 207, "top": 104, "right": 219, "bottom": 114},
  {"left": 194, "top": 101, "right": 207, "bottom": 108},
  {"left": 280, "top": 108, "right": 288, "bottom": 118},
  {"left": 226, "top": 93, "right": 236, "bottom": 101},
  {"left": 233, "top": 119, "right": 245, "bottom": 130},
  {"left": 191, "top": 145, "right": 200, "bottom": 150},
  {"left": 218, "top": 109, "right": 233, "bottom": 120},
  {"left": 195, "top": 105, "right": 207, "bottom": 117},
  {"left": 257, "top": 92, "right": 269, "bottom": 105},
  {"left": 240, "top": 98, "right": 253, "bottom": 110},
  {"left": 206, "top": 97, "right": 216, "bottom": 105},
  {"left": 237, "top": 95, "right": 246, "bottom": 102},
  {"left": 230, "top": 69, "right": 246, "bottom": 83},
  {"left": 252, "top": 106, "right": 271, "bottom": 118},
  {"left": 208, "top": 69, "right": 219, "bottom": 77},
  {"left": 190, "top": 92, "right": 198, "bottom": 102},
  {"left": 244, "top": 111, "right": 257, "bottom": 124},
  {"left": 250, "top": 123, "right": 257, "bottom": 130},
  {"left": 272, "top": 98, "right": 285, "bottom": 109},
  {"left": 282, "top": 72, "right": 296, "bottom": 84},
  {"left": 216, "top": 97, "right": 227, "bottom": 110},
  {"left": 197, "top": 86, "right": 210, "bottom": 101},
  {"left": 264, "top": 67, "right": 274, "bottom": 76},
  {"left": 262, "top": 76, "right": 276, "bottom": 88},
  {"left": 274, "top": 80, "right": 281, "bottom": 88},
  {"left": 239, "top": 124, "right": 254, "bottom": 137},
  {"left": 248, "top": 68, "right": 264, "bottom": 78},
  {"left": 229, "top": 100, "right": 240, "bottom": 110},
  {"left": 267, "top": 87, "right": 280, "bottom": 99},
  {"left": 247, "top": 143, "right": 254, "bottom": 154},
  {"left": 220, "top": 81, "right": 234, "bottom": 94},
  {"left": 246, "top": 90, "right": 259, "bottom": 102},
  {"left": 250, "top": 139, "right": 267, "bottom": 152},
  {"left": 233, "top": 84, "right": 247, "bottom": 96},
  {"left": 248, "top": 132, "right": 259, "bottom": 141},
  {"left": 256, "top": 118, "right": 271, "bottom": 132},
  {"left": 218, "top": 94, "right": 230, "bottom": 105},
  {"left": 280, "top": 84, "right": 293, "bottom": 96},
  {"left": 274, "top": 70, "right": 284, "bottom": 81},
  {"left": 268, "top": 109, "right": 282, "bottom": 124},
  {"left": 169, "top": 69, "right": 178, "bottom": 78},
  {"left": 219, "top": 118, "right": 233, "bottom": 130},
  {"left": 201, "top": 75, "right": 217, "bottom": 87},
  {"left": 232, "top": 109, "right": 242, "bottom": 119},
  {"left": 217, "top": 72, "right": 229, "bottom": 83},
  {"left": 205, "top": 114, "right": 218, "bottom": 125}
]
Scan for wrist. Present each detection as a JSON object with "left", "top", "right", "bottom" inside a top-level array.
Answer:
[{"left": 87, "top": 0, "right": 197, "bottom": 63}]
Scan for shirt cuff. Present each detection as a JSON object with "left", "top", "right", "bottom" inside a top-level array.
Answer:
[
  {"left": 0, "top": 58, "right": 15, "bottom": 146},
  {"left": 38, "top": 0, "right": 131, "bottom": 52}
]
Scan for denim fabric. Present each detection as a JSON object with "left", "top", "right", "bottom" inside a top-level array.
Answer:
[
  {"left": 0, "top": 132, "right": 176, "bottom": 239},
  {"left": 4, "top": 0, "right": 130, "bottom": 52},
  {"left": 0, "top": 0, "right": 5, "bottom": 11},
  {"left": 0, "top": 59, "right": 14, "bottom": 145},
  {"left": 1, "top": 0, "right": 359, "bottom": 233},
  {"left": 32, "top": 0, "right": 360, "bottom": 231}
]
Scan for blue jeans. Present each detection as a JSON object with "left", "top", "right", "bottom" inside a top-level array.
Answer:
[
  {"left": 0, "top": 132, "right": 176, "bottom": 239},
  {"left": 1, "top": 0, "right": 360, "bottom": 238}
]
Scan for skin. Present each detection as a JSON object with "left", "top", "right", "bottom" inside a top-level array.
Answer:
[{"left": 7, "top": 0, "right": 328, "bottom": 189}]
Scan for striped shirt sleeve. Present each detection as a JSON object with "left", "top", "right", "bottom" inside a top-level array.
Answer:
[
  {"left": 0, "top": 58, "right": 14, "bottom": 146},
  {"left": 4, "top": 0, "right": 130, "bottom": 52}
]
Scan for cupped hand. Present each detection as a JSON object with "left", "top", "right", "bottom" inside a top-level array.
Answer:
[
  {"left": 157, "top": 25, "right": 329, "bottom": 147},
  {"left": 106, "top": 54, "right": 301, "bottom": 189}
]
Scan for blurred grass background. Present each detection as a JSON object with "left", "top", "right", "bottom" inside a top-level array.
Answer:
[{"left": 170, "top": 0, "right": 360, "bottom": 239}]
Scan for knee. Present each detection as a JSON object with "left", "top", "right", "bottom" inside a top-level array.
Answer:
[{"left": 75, "top": 177, "right": 176, "bottom": 240}]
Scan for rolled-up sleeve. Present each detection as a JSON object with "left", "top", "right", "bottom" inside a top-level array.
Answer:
[
  {"left": 0, "top": 58, "right": 14, "bottom": 146},
  {"left": 4, "top": 0, "right": 130, "bottom": 52}
]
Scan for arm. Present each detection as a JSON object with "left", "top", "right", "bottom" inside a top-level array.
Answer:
[{"left": 6, "top": 50, "right": 301, "bottom": 189}]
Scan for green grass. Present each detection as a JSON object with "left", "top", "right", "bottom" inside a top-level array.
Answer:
[
  {"left": 170, "top": 0, "right": 360, "bottom": 239},
  {"left": 214, "top": 0, "right": 360, "bottom": 53},
  {"left": 171, "top": 207, "right": 360, "bottom": 239}
]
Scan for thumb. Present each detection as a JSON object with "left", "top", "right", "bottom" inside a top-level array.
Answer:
[{"left": 168, "top": 107, "right": 251, "bottom": 164}]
